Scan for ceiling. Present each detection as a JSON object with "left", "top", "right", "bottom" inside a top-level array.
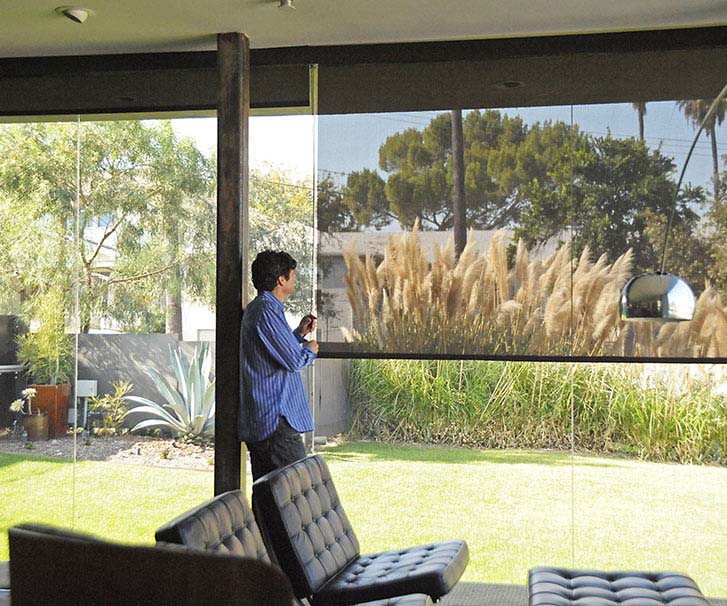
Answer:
[{"left": 3, "top": 0, "right": 727, "bottom": 59}]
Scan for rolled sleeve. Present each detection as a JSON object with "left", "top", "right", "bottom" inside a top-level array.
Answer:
[{"left": 257, "top": 306, "right": 316, "bottom": 372}]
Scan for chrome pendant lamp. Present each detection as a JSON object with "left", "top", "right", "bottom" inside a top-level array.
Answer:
[{"left": 621, "top": 83, "right": 727, "bottom": 321}]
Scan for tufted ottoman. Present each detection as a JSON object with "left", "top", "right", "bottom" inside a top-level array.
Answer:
[{"left": 528, "top": 567, "right": 711, "bottom": 606}]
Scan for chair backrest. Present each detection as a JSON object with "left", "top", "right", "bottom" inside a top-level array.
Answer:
[
  {"left": 155, "top": 489, "right": 270, "bottom": 562},
  {"left": 252, "top": 454, "right": 360, "bottom": 598},
  {"left": 8, "top": 523, "right": 294, "bottom": 606}
]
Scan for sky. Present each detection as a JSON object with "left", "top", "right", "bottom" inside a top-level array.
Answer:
[
  {"left": 171, "top": 99, "right": 727, "bottom": 203},
  {"left": 172, "top": 114, "right": 316, "bottom": 182},
  {"left": 317, "top": 102, "right": 724, "bottom": 191}
]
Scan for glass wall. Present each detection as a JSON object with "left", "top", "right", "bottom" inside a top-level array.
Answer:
[
  {"left": 2, "top": 63, "right": 725, "bottom": 601},
  {"left": 317, "top": 102, "right": 725, "bottom": 359},
  {"left": 0, "top": 119, "right": 81, "bottom": 549},
  {"left": 0, "top": 104, "right": 318, "bottom": 554},
  {"left": 317, "top": 103, "right": 727, "bottom": 598},
  {"left": 0, "top": 116, "right": 218, "bottom": 550}
]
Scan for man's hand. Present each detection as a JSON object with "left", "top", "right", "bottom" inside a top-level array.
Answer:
[
  {"left": 303, "top": 339, "right": 319, "bottom": 355},
  {"left": 297, "top": 314, "right": 317, "bottom": 337}
]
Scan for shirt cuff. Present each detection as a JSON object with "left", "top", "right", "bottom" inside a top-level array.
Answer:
[
  {"left": 301, "top": 343, "right": 317, "bottom": 363},
  {"left": 293, "top": 329, "right": 306, "bottom": 343}
]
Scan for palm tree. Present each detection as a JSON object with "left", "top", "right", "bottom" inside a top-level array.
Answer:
[
  {"left": 631, "top": 102, "right": 647, "bottom": 141},
  {"left": 677, "top": 98, "right": 727, "bottom": 199},
  {"left": 450, "top": 108, "right": 466, "bottom": 258}
]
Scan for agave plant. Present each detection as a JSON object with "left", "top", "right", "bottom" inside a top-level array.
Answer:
[{"left": 124, "top": 343, "right": 215, "bottom": 438}]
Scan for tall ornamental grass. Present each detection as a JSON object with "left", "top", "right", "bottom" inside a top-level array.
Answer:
[
  {"left": 342, "top": 224, "right": 727, "bottom": 357},
  {"left": 350, "top": 359, "right": 727, "bottom": 464}
]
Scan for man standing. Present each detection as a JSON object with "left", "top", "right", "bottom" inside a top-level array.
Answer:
[{"left": 239, "top": 250, "right": 318, "bottom": 481}]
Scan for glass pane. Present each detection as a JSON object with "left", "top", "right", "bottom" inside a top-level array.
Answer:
[
  {"left": 571, "top": 362, "right": 727, "bottom": 599},
  {"left": 338, "top": 358, "right": 574, "bottom": 585},
  {"left": 316, "top": 108, "right": 580, "bottom": 357},
  {"left": 0, "top": 119, "right": 81, "bottom": 551},
  {"left": 247, "top": 109, "right": 318, "bottom": 447},
  {"left": 69, "top": 117, "right": 216, "bottom": 542},
  {"left": 317, "top": 101, "right": 727, "bottom": 359}
]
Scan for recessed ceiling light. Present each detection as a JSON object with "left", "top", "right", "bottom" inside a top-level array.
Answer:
[
  {"left": 494, "top": 80, "right": 525, "bottom": 90},
  {"left": 279, "top": 0, "right": 295, "bottom": 10},
  {"left": 55, "top": 6, "right": 94, "bottom": 24}
]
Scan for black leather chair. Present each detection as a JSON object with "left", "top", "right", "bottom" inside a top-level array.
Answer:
[
  {"left": 155, "top": 489, "right": 433, "bottom": 606},
  {"left": 252, "top": 454, "right": 469, "bottom": 606},
  {"left": 8, "top": 523, "right": 295, "bottom": 606}
]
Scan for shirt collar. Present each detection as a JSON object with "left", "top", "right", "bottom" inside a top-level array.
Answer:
[{"left": 261, "top": 290, "right": 284, "bottom": 311}]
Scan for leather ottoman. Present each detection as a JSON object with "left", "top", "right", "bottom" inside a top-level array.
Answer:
[{"left": 528, "top": 566, "right": 710, "bottom": 606}]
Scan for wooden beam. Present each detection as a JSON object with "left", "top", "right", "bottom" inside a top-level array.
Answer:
[
  {"left": 4, "top": 27, "right": 727, "bottom": 117},
  {"left": 214, "top": 32, "right": 249, "bottom": 495},
  {"left": 0, "top": 54, "right": 307, "bottom": 117}
]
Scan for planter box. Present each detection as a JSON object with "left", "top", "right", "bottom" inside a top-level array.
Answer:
[{"left": 31, "top": 384, "right": 71, "bottom": 438}]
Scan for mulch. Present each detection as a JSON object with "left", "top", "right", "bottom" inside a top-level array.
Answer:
[{"left": 0, "top": 430, "right": 215, "bottom": 470}]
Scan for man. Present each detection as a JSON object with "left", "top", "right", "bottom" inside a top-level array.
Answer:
[{"left": 239, "top": 250, "right": 319, "bottom": 481}]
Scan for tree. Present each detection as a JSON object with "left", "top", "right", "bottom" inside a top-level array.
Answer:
[
  {"left": 316, "top": 174, "right": 359, "bottom": 232},
  {"left": 677, "top": 98, "right": 727, "bottom": 199},
  {"left": 248, "top": 167, "right": 315, "bottom": 316},
  {"left": 0, "top": 123, "right": 79, "bottom": 314},
  {"left": 516, "top": 135, "right": 705, "bottom": 273},
  {"left": 137, "top": 122, "right": 214, "bottom": 334},
  {"left": 0, "top": 121, "right": 215, "bottom": 333},
  {"left": 641, "top": 193, "right": 711, "bottom": 296},
  {"left": 706, "top": 174, "right": 727, "bottom": 297},
  {"left": 341, "top": 169, "right": 390, "bottom": 228},
  {"left": 325, "top": 110, "right": 706, "bottom": 278},
  {"left": 631, "top": 102, "right": 647, "bottom": 141},
  {"left": 342, "top": 110, "right": 530, "bottom": 231}
]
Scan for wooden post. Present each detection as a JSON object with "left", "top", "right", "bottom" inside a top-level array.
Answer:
[{"left": 215, "top": 32, "right": 250, "bottom": 494}]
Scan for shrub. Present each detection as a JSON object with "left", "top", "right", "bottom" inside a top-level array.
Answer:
[
  {"left": 16, "top": 288, "right": 73, "bottom": 385},
  {"left": 123, "top": 343, "right": 215, "bottom": 439},
  {"left": 89, "top": 381, "right": 132, "bottom": 434},
  {"left": 342, "top": 224, "right": 727, "bottom": 357},
  {"left": 349, "top": 359, "right": 727, "bottom": 464}
]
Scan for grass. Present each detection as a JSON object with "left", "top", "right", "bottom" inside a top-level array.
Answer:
[
  {"left": 1, "top": 443, "right": 726, "bottom": 597},
  {"left": 324, "top": 442, "right": 727, "bottom": 597},
  {"left": 0, "top": 453, "right": 212, "bottom": 555}
]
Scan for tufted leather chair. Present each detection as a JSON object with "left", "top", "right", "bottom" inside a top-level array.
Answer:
[
  {"left": 252, "top": 454, "right": 469, "bottom": 606},
  {"left": 156, "top": 488, "right": 433, "bottom": 606},
  {"left": 528, "top": 567, "right": 710, "bottom": 606},
  {"left": 8, "top": 523, "right": 295, "bottom": 606},
  {"left": 156, "top": 490, "right": 270, "bottom": 562}
]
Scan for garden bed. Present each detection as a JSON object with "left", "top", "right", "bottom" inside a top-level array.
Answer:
[{"left": 0, "top": 430, "right": 214, "bottom": 470}]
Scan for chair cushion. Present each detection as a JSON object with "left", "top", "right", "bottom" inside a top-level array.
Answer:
[
  {"left": 155, "top": 490, "right": 270, "bottom": 562},
  {"left": 312, "top": 541, "right": 469, "bottom": 606},
  {"left": 528, "top": 567, "right": 710, "bottom": 606},
  {"left": 253, "top": 454, "right": 360, "bottom": 596}
]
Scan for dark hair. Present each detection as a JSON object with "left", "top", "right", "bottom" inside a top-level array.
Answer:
[{"left": 251, "top": 250, "right": 297, "bottom": 292}]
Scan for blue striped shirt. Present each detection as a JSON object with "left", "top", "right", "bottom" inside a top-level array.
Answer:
[{"left": 238, "top": 290, "right": 316, "bottom": 442}]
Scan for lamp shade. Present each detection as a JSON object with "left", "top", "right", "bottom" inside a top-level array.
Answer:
[{"left": 620, "top": 272, "right": 696, "bottom": 321}]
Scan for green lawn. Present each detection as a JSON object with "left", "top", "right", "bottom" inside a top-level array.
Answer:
[
  {"left": 1, "top": 442, "right": 726, "bottom": 597},
  {"left": 0, "top": 453, "right": 213, "bottom": 552}
]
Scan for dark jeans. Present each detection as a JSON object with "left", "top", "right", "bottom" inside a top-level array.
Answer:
[{"left": 246, "top": 417, "right": 307, "bottom": 481}]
